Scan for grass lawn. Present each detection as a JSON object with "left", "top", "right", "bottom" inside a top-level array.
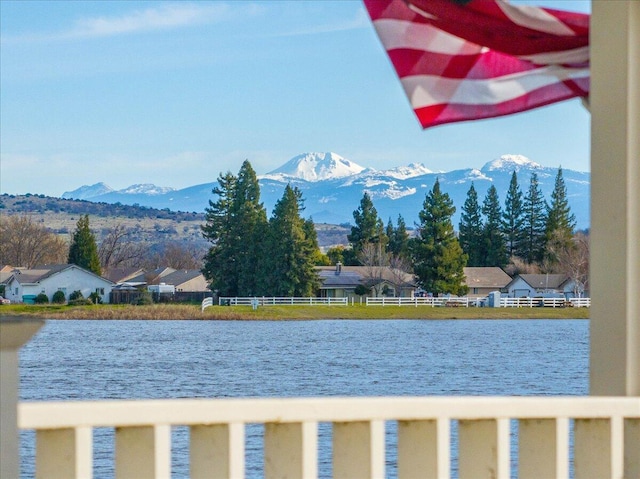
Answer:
[{"left": 1, "top": 303, "right": 589, "bottom": 320}]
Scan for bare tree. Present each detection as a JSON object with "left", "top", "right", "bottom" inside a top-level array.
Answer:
[
  {"left": 357, "top": 241, "right": 390, "bottom": 296},
  {"left": 387, "top": 255, "right": 413, "bottom": 296},
  {"left": 547, "top": 231, "right": 589, "bottom": 297},
  {"left": 142, "top": 242, "right": 206, "bottom": 271},
  {"left": 0, "top": 215, "right": 67, "bottom": 268},
  {"left": 99, "top": 223, "right": 149, "bottom": 271}
]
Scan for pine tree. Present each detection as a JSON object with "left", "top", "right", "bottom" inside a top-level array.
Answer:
[
  {"left": 386, "top": 215, "right": 410, "bottom": 261},
  {"left": 68, "top": 214, "right": 101, "bottom": 275},
  {"left": 201, "top": 161, "right": 267, "bottom": 296},
  {"left": 201, "top": 171, "right": 240, "bottom": 296},
  {"left": 411, "top": 179, "right": 468, "bottom": 296},
  {"left": 522, "top": 172, "right": 548, "bottom": 264},
  {"left": 482, "top": 185, "right": 508, "bottom": 267},
  {"left": 262, "top": 185, "right": 320, "bottom": 296},
  {"left": 347, "top": 192, "right": 386, "bottom": 264},
  {"left": 545, "top": 167, "right": 577, "bottom": 264},
  {"left": 458, "top": 183, "right": 485, "bottom": 266},
  {"left": 501, "top": 171, "right": 526, "bottom": 259}
]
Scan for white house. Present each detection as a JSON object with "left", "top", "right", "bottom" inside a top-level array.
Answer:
[
  {"left": 4, "top": 264, "right": 115, "bottom": 304},
  {"left": 505, "top": 274, "right": 573, "bottom": 299}
]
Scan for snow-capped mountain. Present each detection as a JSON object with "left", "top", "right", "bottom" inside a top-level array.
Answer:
[
  {"left": 61, "top": 182, "right": 113, "bottom": 200},
  {"left": 262, "top": 152, "right": 366, "bottom": 182},
  {"left": 61, "top": 153, "right": 590, "bottom": 230}
]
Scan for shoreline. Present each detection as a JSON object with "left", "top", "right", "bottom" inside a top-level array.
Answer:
[{"left": 1, "top": 304, "right": 590, "bottom": 321}]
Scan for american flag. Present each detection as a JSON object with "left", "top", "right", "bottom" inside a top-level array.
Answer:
[{"left": 363, "top": 0, "right": 590, "bottom": 128}]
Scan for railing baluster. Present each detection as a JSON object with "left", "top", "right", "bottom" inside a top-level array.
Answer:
[
  {"left": 115, "top": 425, "right": 171, "bottom": 479},
  {"left": 333, "top": 420, "right": 385, "bottom": 479},
  {"left": 264, "top": 421, "right": 318, "bottom": 479},
  {"left": 36, "top": 427, "right": 92, "bottom": 479},
  {"left": 397, "top": 418, "right": 450, "bottom": 479},
  {"left": 458, "top": 418, "right": 510, "bottom": 479},
  {"left": 519, "top": 418, "right": 569, "bottom": 479},
  {"left": 625, "top": 418, "right": 640, "bottom": 478},
  {"left": 574, "top": 418, "right": 619, "bottom": 479},
  {"left": 190, "top": 423, "right": 244, "bottom": 479}
]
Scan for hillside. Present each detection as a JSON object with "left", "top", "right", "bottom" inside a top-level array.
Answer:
[{"left": 0, "top": 194, "right": 350, "bottom": 248}]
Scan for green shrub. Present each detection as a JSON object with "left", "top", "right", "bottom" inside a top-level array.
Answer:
[
  {"left": 52, "top": 290, "right": 66, "bottom": 304},
  {"left": 136, "top": 292, "right": 154, "bottom": 305},
  {"left": 69, "top": 290, "right": 84, "bottom": 301},
  {"left": 88, "top": 292, "right": 103, "bottom": 304},
  {"left": 68, "top": 298, "right": 92, "bottom": 306},
  {"left": 34, "top": 293, "right": 49, "bottom": 304}
]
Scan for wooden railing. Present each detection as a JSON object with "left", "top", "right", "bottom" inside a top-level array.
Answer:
[
  {"left": 366, "top": 296, "right": 470, "bottom": 307},
  {"left": 18, "top": 396, "right": 640, "bottom": 478},
  {"left": 218, "top": 297, "right": 349, "bottom": 306}
]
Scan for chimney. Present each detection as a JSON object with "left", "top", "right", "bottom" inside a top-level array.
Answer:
[{"left": 335, "top": 262, "right": 342, "bottom": 274}]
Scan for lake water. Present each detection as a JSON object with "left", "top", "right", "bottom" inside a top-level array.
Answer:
[{"left": 19, "top": 319, "right": 589, "bottom": 477}]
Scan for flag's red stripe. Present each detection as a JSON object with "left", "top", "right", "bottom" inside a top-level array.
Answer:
[
  {"left": 406, "top": 0, "right": 589, "bottom": 57},
  {"left": 413, "top": 79, "right": 590, "bottom": 128}
]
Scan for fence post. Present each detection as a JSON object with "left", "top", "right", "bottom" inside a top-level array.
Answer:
[{"left": 1, "top": 318, "right": 44, "bottom": 479}]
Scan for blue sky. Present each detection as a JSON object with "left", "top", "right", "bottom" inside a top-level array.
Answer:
[{"left": 1, "top": 0, "right": 591, "bottom": 197}]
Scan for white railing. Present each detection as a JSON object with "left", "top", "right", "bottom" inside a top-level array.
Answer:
[
  {"left": 200, "top": 297, "right": 213, "bottom": 312},
  {"left": 18, "top": 396, "right": 640, "bottom": 479},
  {"left": 569, "top": 297, "right": 591, "bottom": 308},
  {"left": 219, "top": 296, "right": 349, "bottom": 306},
  {"left": 366, "top": 296, "right": 470, "bottom": 307}
]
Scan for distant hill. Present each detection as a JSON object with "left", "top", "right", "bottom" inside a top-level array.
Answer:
[{"left": 61, "top": 152, "right": 591, "bottom": 230}]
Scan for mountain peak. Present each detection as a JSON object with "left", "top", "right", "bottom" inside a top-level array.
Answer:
[
  {"left": 120, "top": 184, "right": 176, "bottom": 195},
  {"left": 262, "top": 152, "right": 366, "bottom": 182},
  {"left": 481, "top": 154, "right": 542, "bottom": 173},
  {"left": 62, "top": 182, "right": 114, "bottom": 200}
]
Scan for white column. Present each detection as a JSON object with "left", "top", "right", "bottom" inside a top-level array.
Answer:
[
  {"left": 333, "top": 421, "right": 385, "bottom": 479},
  {"left": 115, "top": 425, "right": 171, "bottom": 479},
  {"left": 36, "top": 427, "right": 92, "bottom": 479},
  {"left": 590, "top": 0, "right": 640, "bottom": 396},
  {"left": 397, "top": 419, "right": 450, "bottom": 479},
  {"left": 0, "top": 318, "right": 44, "bottom": 479},
  {"left": 264, "top": 422, "right": 318, "bottom": 479},
  {"left": 458, "top": 419, "right": 510, "bottom": 479}
]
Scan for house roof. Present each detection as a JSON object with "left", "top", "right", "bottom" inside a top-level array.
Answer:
[
  {"left": 7, "top": 264, "right": 115, "bottom": 286},
  {"left": 158, "top": 269, "right": 207, "bottom": 288},
  {"left": 316, "top": 265, "right": 415, "bottom": 289},
  {"left": 127, "top": 267, "right": 177, "bottom": 285},
  {"left": 508, "top": 274, "right": 569, "bottom": 290},
  {"left": 463, "top": 267, "right": 512, "bottom": 288},
  {"left": 103, "top": 267, "right": 145, "bottom": 284},
  {"left": 317, "top": 269, "right": 362, "bottom": 288}
]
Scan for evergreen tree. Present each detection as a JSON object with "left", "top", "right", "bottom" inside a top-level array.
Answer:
[
  {"left": 545, "top": 167, "right": 577, "bottom": 264},
  {"left": 458, "top": 183, "right": 485, "bottom": 266},
  {"left": 522, "top": 172, "right": 548, "bottom": 264},
  {"left": 347, "top": 192, "right": 386, "bottom": 264},
  {"left": 386, "top": 215, "right": 410, "bottom": 260},
  {"left": 201, "top": 161, "right": 267, "bottom": 296},
  {"left": 234, "top": 161, "right": 268, "bottom": 295},
  {"left": 68, "top": 215, "right": 101, "bottom": 275},
  {"left": 262, "top": 185, "right": 321, "bottom": 296},
  {"left": 501, "top": 171, "right": 526, "bottom": 259},
  {"left": 410, "top": 179, "right": 468, "bottom": 296},
  {"left": 201, "top": 171, "right": 240, "bottom": 296},
  {"left": 482, "top": 185, "right": 508, "bottom": 267}
]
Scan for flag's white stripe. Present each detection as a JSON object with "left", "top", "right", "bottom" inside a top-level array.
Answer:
[
  {"left": 375, "top": 18, "right": 586, "bottom": 64},
  {"left": 374, "top": 18, "right": 482, "bottom": 55},
  {"left": 520, "top": 46, "right": 589, "bottom": 65},
  {"left": 496, "top": 1, "right": 578, "bottom": 37},
  {"left": 401, "top": 66, "right": 589, "bottom": 107}
]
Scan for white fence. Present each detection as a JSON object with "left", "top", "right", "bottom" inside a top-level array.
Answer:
[
  {"left": 218, "top": 297, "right": 349, "bottom": 306},
  {"left": 18, "top": 396, "right": 640, "bottom": 478},
  {"left": 366, "top": 296, "right": 470, "bottom": 307},
  {"left": 499, "top": 297, "right": 591, "bottom": 308}
]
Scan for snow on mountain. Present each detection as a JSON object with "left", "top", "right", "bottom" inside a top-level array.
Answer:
[
  {"left": 377, "top": 163, "right": 433, "bottom": 179},
  {"left": 262, "top": 152, "right": 365, "bottom": 182},
  {"left": 481, "top": 154, "right": 542, "bottom": 172},
  {"left": 119, "top": 184, "right": 176, "bottom": 195},
  {"left": 62, "top": 182, "right": 114, "bottom": 200}
]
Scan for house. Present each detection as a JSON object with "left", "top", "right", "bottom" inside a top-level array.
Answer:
[
  {"left": 317, "top": 264, "right": 416, "bottom": 299},
  {"left": 4, "top": 264, "right": 115, "bottom": 304},
  {"left": 463, "top": 267, "right": 512, "bottom": 298},
  {"left": 505, "top": 274, "right": 573, "bottom": 298},
  {"left": 109, "top": 267, "right": 211, "bottom": 303},
  {"left": 102, "top": 267, "right": 145, "bottom": 285}
]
